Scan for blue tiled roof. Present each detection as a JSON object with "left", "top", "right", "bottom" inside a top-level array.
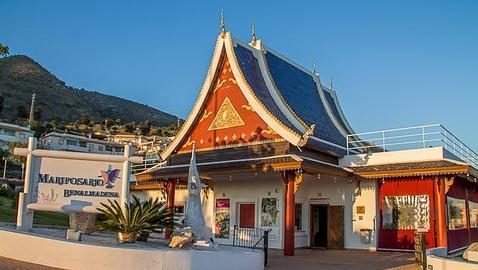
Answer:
[
  {"left": 264, "top": 50, "right": 346, "bottom": 148},
  {"left": 233, "top": 43, "right": 301, "bottom": 135},
  {"left": 323, "top": 89, "right": 350, "bottom": 134}
]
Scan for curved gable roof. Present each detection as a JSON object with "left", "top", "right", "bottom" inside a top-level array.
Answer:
[
  {"left": 263, "top": 48, "right": 346, "bottom": 150},
  {"left": 160, "top": 32, "right": 356, "bottom": 161},
  {"left": 232, "top": 43, "right": 303, "bottom": 136}
]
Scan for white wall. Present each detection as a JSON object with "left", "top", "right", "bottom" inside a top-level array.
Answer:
[
  {"left": 0, "top": 227, "right": 264, "bottom": 270},
  {"left": 133, "top": 171, "right": 378, "bottom": 251},
  {"left": 213, "top": 172, "right": 284, "bottom": 249}
]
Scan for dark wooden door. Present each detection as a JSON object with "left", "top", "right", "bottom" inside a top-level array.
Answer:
[
  {"left": 239, "top": 203, "right": 255, "bottom": 228},
  {"left": 310, "top": 205, "right": 328, "bottom": 248},
  {"left": 328, "top": 205, "right": 344, "bottom": 249}
]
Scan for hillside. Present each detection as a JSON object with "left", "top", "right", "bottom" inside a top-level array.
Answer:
[{"left": 0, "top": 55, "right": 178, "bottom": 126}]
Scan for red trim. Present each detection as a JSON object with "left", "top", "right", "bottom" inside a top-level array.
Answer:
[
  {"left": 165, "top": 181, "right": 176, "bottom": 239},
  {"left": 284, "top": 172, "right": 295, "bottom": 256},
  {"left": 435, "top": 178, "right": 447, "bottom": 247}
]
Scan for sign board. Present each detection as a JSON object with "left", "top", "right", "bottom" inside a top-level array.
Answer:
[
  {"left": 14, "top": 138, "right": 142, "bottom": 231},
  {"left": 414, "top": 232, "right": 427, "bottom": 269},
  {"left": 356, "top": 206, "right": 365, "bottom": 214},
  {"left": 310, "top": 197, "right": 330, "bottom": 205},
  {"left": 32, "top": 157, "right": 123, "bottom": 210}
]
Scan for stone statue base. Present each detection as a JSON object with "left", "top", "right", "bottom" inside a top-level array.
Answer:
[
  {"left": 69, "top": 212, "right": 96, "bottom": 234},
  {"left": 169, "top": 227, "right": 193, "bottom": 249}
]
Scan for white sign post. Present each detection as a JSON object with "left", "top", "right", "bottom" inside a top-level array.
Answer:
[{"left": 14, "top": 139, "right": 142, "bottom": 231}]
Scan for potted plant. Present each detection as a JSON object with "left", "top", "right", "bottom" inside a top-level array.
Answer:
[
  {"left": 96, "top": 196, "right": 163, "bottom": 243},
  {"left": 131, "top": 196, "right": 177, "bottom": 241}
]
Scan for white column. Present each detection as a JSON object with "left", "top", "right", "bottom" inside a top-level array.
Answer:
[
  {"left": 17, "top": 137, "right": 37, "bottom": 231},
  {"left": 120, "top": 145, "right": 131, "bottom": 212}
]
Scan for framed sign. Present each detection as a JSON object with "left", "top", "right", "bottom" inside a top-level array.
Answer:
[
  {"left": 32, "top": 157, "right": 124, "bottom": 211},
  {"left": 215, "top": 198, "right": 230, "bottom": 238}
]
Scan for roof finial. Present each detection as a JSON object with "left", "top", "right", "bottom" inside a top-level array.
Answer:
[
  {"left": 329, "top": 78, "right": 333, "bottom": 90},
  {"left": 312, "top": 62, "right": 317, "bottom": 74},
  {"left": 220, "top": 10, "right": 226, "bottom": 37},
  {"left": 251, "top": 18, "right": 257, "bottom": 46}
]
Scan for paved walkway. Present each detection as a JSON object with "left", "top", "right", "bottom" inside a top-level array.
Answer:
[
  {"left": 0, "top": 250, "right": 417, "bottom": 270},
  {"left": 268, "top": 249, "right": 418, "bottom": 270},
  {"left": 0, "top": 256, "right": 61, "bottom": 270}
]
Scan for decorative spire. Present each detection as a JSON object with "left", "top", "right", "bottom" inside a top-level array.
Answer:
[
  {"left": 329, "top": 79, "right": 333, "bottom": 90},
  {"left": 220, "top": 10, "right": 226, "bottom": 37},
  {"left": 251, "top": 18, "right": 257, "bottom": 46},
  {"left": 312, "top": 62, "right": 317, "bottom": 74}
]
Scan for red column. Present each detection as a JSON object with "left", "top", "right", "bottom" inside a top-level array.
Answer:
[
  {"left": 283, "top": 171, "right": 295, "bottom": 256},
  {"left": 435, "top": 177, "right": 447, "bottom": 247},
  {"left": 165, "top": 180, "right": 176, "bottom": 239}
]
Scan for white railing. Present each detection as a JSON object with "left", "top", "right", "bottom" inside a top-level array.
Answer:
[
  {"left": 130, "top": 157, "right": 162, "bottom": 174},
  {"left": 346, "top": 124, "right": 478, "bottom": 169}
]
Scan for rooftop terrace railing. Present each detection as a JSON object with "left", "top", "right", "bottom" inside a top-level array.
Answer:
[
  {"left": 346, "top": 124, "right": 478, "bottom": 169},
  {"left": 131, "top": 157, "right": 162, "bottom": 174}
]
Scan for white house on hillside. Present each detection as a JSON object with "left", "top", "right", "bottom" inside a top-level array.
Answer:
[
  {"left": 0, "top": 122, "right": 34, "bottom": 149},
  {"left": 41, "top": 132, "right": 127, "bottom": 155}
]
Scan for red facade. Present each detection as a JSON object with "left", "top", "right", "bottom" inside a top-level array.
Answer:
[
  {"left": 178, "top": 56, "right": 282, "bottom": 154},
  {"left": 378, "top": 177, "right": 436, "bottom": 250},
  {"left": 379, "top": 176, "right": 478, "bottom": 252}
]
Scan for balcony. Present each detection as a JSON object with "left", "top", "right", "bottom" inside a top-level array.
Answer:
[{"left": 346, "top": 124, "right": 478, "bottom": 170}]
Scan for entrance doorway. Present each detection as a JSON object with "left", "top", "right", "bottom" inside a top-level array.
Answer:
[
  {"left": 239, "top": 203, "right": 255, "bottom": 228},
  {"left": 310, "top": 205, "right": 328, "bottom": 248}
]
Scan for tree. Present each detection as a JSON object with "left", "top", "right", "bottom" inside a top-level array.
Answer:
[
  {"left": 16, "top": 105, "right": 28, "bottom": 119},
  {"left": 139, "top": 121, "right": 152, "bottom": 136},
  {"left": 0, "top": 44, "right": 9, "bottom": 57},
  {"left": 33, "top": 107, "right": 42, "bottom": 121},
  {"left": 124, "top": 123, "right": 135, "bottom": 134},
  {"left": 79, "top": 114, "right": 91, "bottom": 125},
  {"left": 8, "top": 142, "right": 26, "bottom": 164},
  {"left": 0, "top": 96, "right": 4, "bottom": 116}
]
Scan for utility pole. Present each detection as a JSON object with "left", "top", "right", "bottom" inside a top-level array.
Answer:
[
  {"left": 2, "top": 157, "right": 7, "bottom": 179},
  {"left": 28, "top": 93, "right": 36, "bottom": 126}
]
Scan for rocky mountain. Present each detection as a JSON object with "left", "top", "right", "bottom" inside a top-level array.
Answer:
[{"left": 0, "top": 55, "right": 177, "bottom": 125}]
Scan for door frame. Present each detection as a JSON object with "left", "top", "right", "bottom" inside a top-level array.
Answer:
[
  {"left": 309, "top": 204, "right": 329, "bottom": 249},
  {"left": 237, "top": 202, "right": 256, "bottom": 228}
]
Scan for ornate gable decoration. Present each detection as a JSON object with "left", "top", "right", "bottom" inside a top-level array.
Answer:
[{"left": 208, "top": 97, "right": 245, "bottom": 131}]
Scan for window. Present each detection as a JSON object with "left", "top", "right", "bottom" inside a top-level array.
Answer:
[
  {"left": 469, "top": 201, "right": 478, "bottom": 228},
  {"left": 98, "top": 145, "right": 105, "bottom": 151},
  {"left": 295, "top": 203, "right": 303, "bottom": 231},
  {"left": 447, "top": 196, "right": 467, "bottom": 230},
  {"left": 3, "top": 129, "right": 15, "bottom": 136},
  {"left": 382, "top": 195, "right": 430, "bottom": 230},
  {"left": 88, "top": 144, "right": 94, "bottom": 151},
  {"left": 58, "top": 138, "right": 64, "bottom": 145},
  {"left": 79, "top": 141, "right": 87, "bottom": 147},
  {"left": 105, "top": 145, "right": 113, "bottom": 151},
  {"left": 66, "top": 139, "right": 78, "bottom": 146},
  {"left": 19, "top": 133, "right": 25, "bottom": 139}
]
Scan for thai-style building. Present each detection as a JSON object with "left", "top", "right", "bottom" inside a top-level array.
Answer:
[{"left": 133, "top": 23, "right": 478, "bottom": 256}]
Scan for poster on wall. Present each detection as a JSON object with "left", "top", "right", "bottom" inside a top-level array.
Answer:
[
  {"left": 447, "top": 196, "right": 467, "bottom": 230},
  {"left": 215, "top": 198, "right": 230, "bottom": 238},
  {"left": 469, "top": 201, "right": 478, "bottom": 228},
  {"left": 261, "top": 197, "right": 279, "bottom": 227},
  {"left": 382, "top": 195, "right": 430, "bottom": 230}
]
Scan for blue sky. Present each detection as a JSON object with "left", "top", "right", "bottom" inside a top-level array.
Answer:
[{"left": 2, "top": 1, "right": 477, "bottom": 149}]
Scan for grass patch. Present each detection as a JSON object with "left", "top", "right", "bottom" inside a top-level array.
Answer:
[{"left": 0, "top": 196, "right": 69, "bottom": 226}]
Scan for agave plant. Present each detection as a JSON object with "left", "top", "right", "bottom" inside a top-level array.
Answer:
[
  {"left": 96, "top": 196, "right": 160, "bottom": 243},
  {"left": 131, "top": 196, "right": 180, "bottom": 241},
  {"left": 96, "top": 195, "right": 179, "bottom": 243}
]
